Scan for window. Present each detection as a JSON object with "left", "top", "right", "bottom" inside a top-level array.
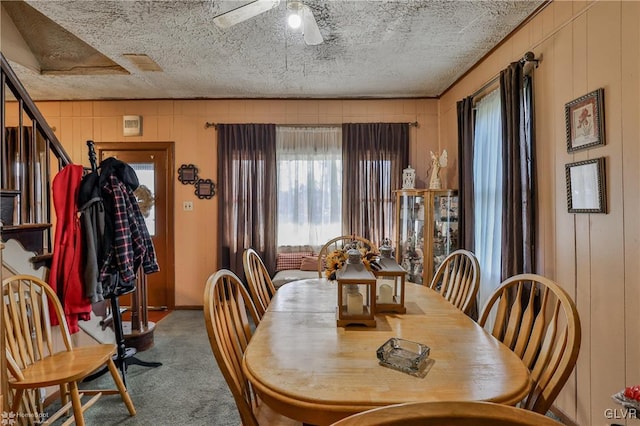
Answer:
[
  {"left": 276, "top": 126, "right": 342, "bottom": 249},
  {"left": 473, "top": 89, "right": 503, "bottom": 309},
  {"left": 131, "top": 162, "right": 156, "bottom": 235}
]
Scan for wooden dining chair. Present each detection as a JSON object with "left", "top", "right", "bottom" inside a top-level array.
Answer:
[
  {"left": 427, "top": 249, "right": 480, "bottom": 315},
  {"left": 478, "top": 273, "right": 581, "bottom": 415},
  {"left": 203, "top": 269, "right": 299, "bottom": 426},
  {"left": 2, "top": 274, "right": 136, "bottom": 426},
  {"left": 329, "top": 401, "right": 563, "bottom": 426},
  {"left": 243, "top": 248, "right": 277, "bottom": 321},
  {"left": 317, "top": 234, "right": 376, "bottom": 278}
]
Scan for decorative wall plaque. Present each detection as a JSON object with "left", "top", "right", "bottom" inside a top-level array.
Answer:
[
  {"left": 195, "top": 178, "right": 216, "bottom": 199},
  {"left": 178, "top": 164, "right": 199, "bottom": 184}
]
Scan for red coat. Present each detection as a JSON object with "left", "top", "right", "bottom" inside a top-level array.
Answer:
[{"left": 49, "top": 164, "right": 91, "bottom": 333}]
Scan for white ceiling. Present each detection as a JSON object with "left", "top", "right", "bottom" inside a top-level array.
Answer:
[{"left": 3, "top": 0, "right": 545, "bottom": 101}]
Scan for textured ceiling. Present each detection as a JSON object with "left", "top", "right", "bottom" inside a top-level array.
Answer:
[{"left": 3, "top": 0, "right": 544, "bottom": 100}]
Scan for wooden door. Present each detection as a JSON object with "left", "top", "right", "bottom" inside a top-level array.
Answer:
[{"left": 96, "top": 142, "right": 175, "bottom": 309}]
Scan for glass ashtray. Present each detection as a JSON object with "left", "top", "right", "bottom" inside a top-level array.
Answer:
[{"left": 376, "top": 337, "right": 431, "bottom": 377}]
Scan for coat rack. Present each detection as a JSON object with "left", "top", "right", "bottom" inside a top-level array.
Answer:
[{"left": 83, "top": 140, "right": 161, "bottom": 385}]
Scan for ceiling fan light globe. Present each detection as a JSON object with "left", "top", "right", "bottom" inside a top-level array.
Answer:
[{"left": 288, "top": 13, "right": 302, "bottom": 29}]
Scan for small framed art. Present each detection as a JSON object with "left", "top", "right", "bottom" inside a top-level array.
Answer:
[
  {"left": 178, "top": 164, "right": 199, "bottom": 184},
  {"left": 565, "top": 157, "right": 606, "bottom": 214},
  {"left": 565, "top": 88, "right": 605, "bottom": 152},
  {"left": 195, "top": 178, "right": 216, "bottom": 199}
]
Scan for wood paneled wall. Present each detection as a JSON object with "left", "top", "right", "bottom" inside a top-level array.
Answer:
[
  {"left": 440, "top": 1, "right": 639, "bottom": 424},
  {"left": 28, "top": 99, "right": 439, "bottom": 307}
]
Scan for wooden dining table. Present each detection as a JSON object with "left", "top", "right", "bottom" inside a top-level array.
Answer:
[{"left": 242, "top": 278, "right": 531, "bottom": 425}]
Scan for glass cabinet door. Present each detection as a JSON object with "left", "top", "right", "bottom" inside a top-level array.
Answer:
[
  {"left": 395, "top": 190, "right": 425, "bottom": 284},
  {"left": 431, "top": 192, "right": 459, "bottom": 276},
  {"left": 395, "top": 189, "right": 459, "bottom": 285}
]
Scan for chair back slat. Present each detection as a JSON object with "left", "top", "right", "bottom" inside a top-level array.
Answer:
[
  {"left": 524, "top": 313, "right": 566, "bottom": 413},
  {"left": 521, "top": 287, "right": 550, "bottom": 368},
  {"left": 4, "top": 285, "right": 21, "bottom": 368},
  {"left": 204, "top": 269, "right": 261, "bottom": 426},
  {"left": 29, "top": 285, "right": 45, "bottom": 361},
  {"left": 19, "top": 283, "right": 37, "bottom": 364},
  {"left": 491, "top": 289, "right": 510, "bottom": 339},
  {"left": 536, "top": 325, "right": 567, "bottom": 393},
  {"left": 513, "top": 283, "right": 537, "bottom": 357},
  {"left": 12, "top": 281, "right": 34, "bottom": 368},
  {"left": 428, "top": 249, "right": 480, "bottom": 315},
  {"left": 529, "top": 300, "right": 560, "bottom": 383},
  {"left": 443, "top": 257, "right": 461, "bottom": 304},
  {"left": 439, "top": 259, "right": 454, "bottom": 297},
  {"left": 478, "top": 273, "right": 581, "bottom": 415},
  {"left": 243, "top": 248, "right": 277, "bottom": 320},
  {"left": 502, "top": 283, "right": 524, "bottom": 349}
]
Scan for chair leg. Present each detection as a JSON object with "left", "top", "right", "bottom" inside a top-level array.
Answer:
[
  {"left": 107, "top": 358, "right": 136, "bottom": 416},
  {"left": 69, "top": 381, "right": 85, "bottom": 426},
  {"left": 11, "top": 388, "right": 24, "bottom": 414},
  {"left": 60, "top": 383, "right": 70, "bottom": 416},
  {"left": 24, "top": 389, "right": 39, "bottom": 420}
]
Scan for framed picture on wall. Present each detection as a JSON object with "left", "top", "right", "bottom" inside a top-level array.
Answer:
[
  {"left": 565, "top": 88, "right": 605, "bottom": 152},
  {"left": 178, "top": 164, "right": 199, "bottom": 184},
  {"left": 565, "top": 157, "right": 606, "bottom": 214},
  {"left": 195, "top": 178, "right": 216, "bottom": 199}
]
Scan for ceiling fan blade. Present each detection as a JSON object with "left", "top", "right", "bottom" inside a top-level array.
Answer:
[
  {"left": 301, "top": 5, "right": 323, "bottom": 45},
  {"left": 213, "top": 0, "right": 281, "bottom": 29}
]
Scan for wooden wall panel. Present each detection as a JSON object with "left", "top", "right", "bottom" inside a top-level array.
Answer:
[
  {"left": 570, "top": 11, "right": 592, "bottom": 426},
  {"left": 622, "top": 2, "right": 640, "bottom": 425},
  {"left": 534, "top": 36, "right": 555, "bottom": 277},
  {"left": 551, "top": 22, "right": 578, "bottom": 419},
  {"left": 586, "top": 3, "right": 625, "bottom": 423}
]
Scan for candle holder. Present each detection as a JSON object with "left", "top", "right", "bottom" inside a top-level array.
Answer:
[
  {"left": 373, "top": 241, "right": 406, "bottom": 314},
  {"left": 336, "top": 248, "right": 377, "bottom": 327}
]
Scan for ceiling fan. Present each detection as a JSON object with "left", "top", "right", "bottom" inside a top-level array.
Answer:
[{"left": 213, "top": 0, "right": 323, "bottom": 46}]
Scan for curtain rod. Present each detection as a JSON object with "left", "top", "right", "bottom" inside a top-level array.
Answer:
[
  {"left": 205, "top": 121, "right": 419, "bottom": 129},
  {"left": 470, "top": 51, "right": 540, "bottom": 100},
  {"left": 471, "top": 75, "right": 500, "bottom": 100}
]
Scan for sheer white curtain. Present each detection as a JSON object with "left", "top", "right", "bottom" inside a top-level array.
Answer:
[
  {"left": 276, "top": 126, "right": 342, "bottom": 249},
  {"left": 473, "top": 90, "right": 503, "bottom": 311}
]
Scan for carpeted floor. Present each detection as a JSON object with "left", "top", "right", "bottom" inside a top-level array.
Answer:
[{"left": 48, "top": 310, "right": 239, "bottom": 426}]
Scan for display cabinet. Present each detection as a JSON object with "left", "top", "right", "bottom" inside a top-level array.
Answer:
[{"left": 394, "top": 189, "right": 459, "bottom": 285}]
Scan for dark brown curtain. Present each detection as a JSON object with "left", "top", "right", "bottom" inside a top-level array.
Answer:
[
  {"left": 342, "top": 123, "right": 409, "bottom": 246},
  {"left": 456, "top": 97, "right": 475, "bottom": 252},
  {"left": 457, "top": 96, "right": 479, "bottom": 319},
  {"left": 500, "top": 62, "right": 536, "bottom": 279},
  {"left": 217, "top": 124, "right": 277, "bottom": 280}
]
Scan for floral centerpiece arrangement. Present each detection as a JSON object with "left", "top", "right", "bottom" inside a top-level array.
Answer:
[{"left": 324, "top": 242, "right": 379, "bottom": 280}]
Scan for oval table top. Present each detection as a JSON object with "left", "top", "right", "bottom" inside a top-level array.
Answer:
[{"left": 242, "top": 278, "right": 531, "bottom": 425}]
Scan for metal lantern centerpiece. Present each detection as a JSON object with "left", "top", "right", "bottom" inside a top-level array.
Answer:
[
  {"left": 373, "top": 240, "right": 407, "bottom": 314},
  {"left": 336, "top": 248, "right": 377, "bottom": 327}
]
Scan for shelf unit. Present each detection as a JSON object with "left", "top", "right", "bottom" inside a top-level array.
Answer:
[{"left": 394, "top": 189, "right": 459, "bottom": 285}]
